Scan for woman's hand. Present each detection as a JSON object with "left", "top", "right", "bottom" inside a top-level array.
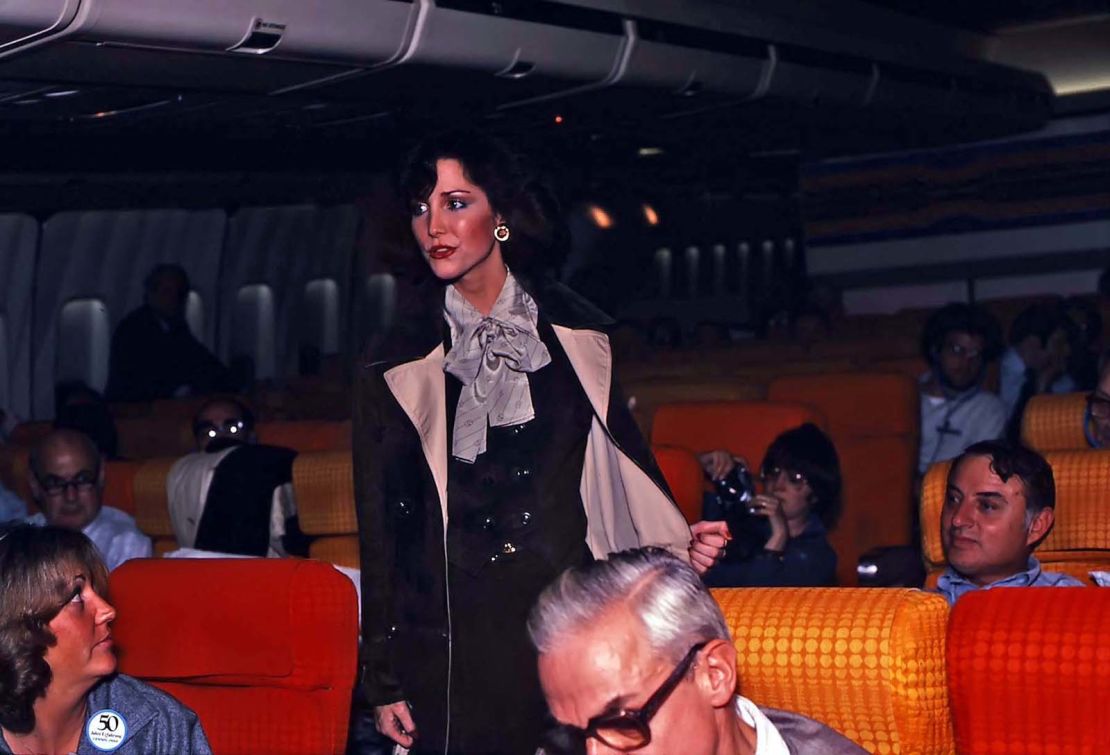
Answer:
[
  {"left": 375, "top": 701, "right": 417, "bottom": 748},
  {"left": 688, "top": 520, "right": 731, "bottom": 574},
  {"left": 748, "top": 494, "right": 789, "bottom": 552},
  {"left": 697, "top": 450, "right": 741, "bottom": 481}
]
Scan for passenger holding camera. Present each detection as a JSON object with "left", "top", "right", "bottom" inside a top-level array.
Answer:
[{"left": 698, "top": 423, "right": 841, "bottom": 587}]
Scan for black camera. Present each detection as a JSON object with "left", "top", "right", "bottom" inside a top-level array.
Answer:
[{"left": 709, "top": 465, "right": 769, "bottom": 560}]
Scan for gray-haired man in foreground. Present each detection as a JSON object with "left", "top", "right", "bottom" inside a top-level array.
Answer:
[{"left": 528, "top": 548, "right": 865, "bottom": 755}]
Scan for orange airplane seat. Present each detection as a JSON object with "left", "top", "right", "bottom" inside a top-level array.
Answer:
[
  {"left": 715, "top": 587, "right": 953, "bottom": 754},
  {"left": 948, "top": 587, "right": 1107, "bottom": 754},
  {"left": 293, "top": 451, "right": 359, "bottom": 569},
  {"left": 111, "top": 558, "right": 358, "bottom": 755},
  {"left": 652, "top": 444, "right": 705, "bottom": 524},
  {"left": 1021, "top": 392, "right": 1089, "bottom": 452}
]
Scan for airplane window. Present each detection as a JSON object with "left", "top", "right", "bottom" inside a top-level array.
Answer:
[
  {"left": 185, "top": 290, "right": 204, "bottom": 342},
  {"left": 303, "top": 278, "right": 340, "bottom": 355},
  {"left": 0, "top": 313, "right": 9, "bottom": 409},
  {"left": 232, "top": 284, "right": 276, "bottom": 381},
  {"left": 653, "top": 248, "right": 673, "bottom": 299},
  {"left": 364, "top": 274, "right": 396, "bottom": 335},
  {"left": 56, "top": 299, "right": 111, "bottom": 393}
]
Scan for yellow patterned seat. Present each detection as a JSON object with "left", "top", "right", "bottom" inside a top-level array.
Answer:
[
  {"left": 132, "top": 457, "right": 180, "bottom": 556},
  {"left": 714, "top": 587, "right": 953, "bottom": 754},
  {"left": 1020, "top": 392, "right": 1089, "bottom": 452},
  {"left": 921, "top": 450, "right": 1110, "bottom": 584},
  {"left": 293, "top": 451, "right": 359, "bottom": 569}
]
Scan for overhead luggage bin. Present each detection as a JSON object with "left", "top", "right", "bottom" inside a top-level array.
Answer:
[
  {"left": 869, "top": 63, "right": 955, "bottom": 116},
  {"left": 763, "top": 43, "right": 877, "bottom": 107},
  {"left": 618, "top": 19, "right": 772, "bottom": 100},
  {"left": 308, "top": 0, "right": 628, "bottom": 113},
  {"left": 0, "top": 0, "right": 417, "bottom": 94},
  {"left": 0, "top": 0, "right": 79, "bottom": 53}
]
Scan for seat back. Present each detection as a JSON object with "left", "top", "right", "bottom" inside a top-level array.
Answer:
[
  {"left": 714, "top": 587, "right": 953, "bottom": 754},
  {"left": 132, "top": 457, "right": 179, "bottom": 555},
  {"left": 103, "top": 460, "right": 141, "bottom": 517},
  {"left": 111, "top": 558, "right": 358, "bottom": 755},
  {"left": 921, "top": 450, "right": 1110, "bottom": 584},
  {"left": 116, "top": 417, "right": 194, "bottom": 459},
  {"left": 257, "top": 420, "right": 352, "bottom": 453},
  {"left": 947, "top": 587, "right": 1108, "bottom": 754},
  {"left": 650, "top": 401, "right": 825, "bottom": 472},
  {"left": 1021, "top": 392, "right": 1089, "bottom": 452},
  {"left": 293, "top": 451, "right": 358, "bottom": 568},
  {"left": 651, "top": 445, "right": 704, "bottom": 524},
  {"left": 769, "top": 372, "right": 919, "bottom": 585}
]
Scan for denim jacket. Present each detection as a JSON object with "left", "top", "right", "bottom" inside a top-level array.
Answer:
[{"left": 0, "top": 674, "right": 211, "bottom": 755}]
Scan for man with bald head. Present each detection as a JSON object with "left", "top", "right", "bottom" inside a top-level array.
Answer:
[
  {"left": 167, "top": 397, "right": 305, "bottom": 557},
  {"left": 26, "top": 429, "right": 151, "bottom": 570}
]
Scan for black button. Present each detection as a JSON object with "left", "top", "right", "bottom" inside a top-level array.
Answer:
[
  {"left": 482, "top": 515, "right": 496, "bottom": 531},
  {"left": 480, "top": 475, "right": 496, "bottom": 488},
  {"left": 511, "top": 465, "right": 534, "bottom": 482},
  {"left": 509, "top": 423, "right": 528, "bottom": 437},
  {"left": 520, "top": 511, "right": 532, "bottom": 527},
  {"left": 395, "top": 499, "right": 412, "bottom": 517}
]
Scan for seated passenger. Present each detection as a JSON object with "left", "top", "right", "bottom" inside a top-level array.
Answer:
[
  {"left": 1085, "top": 360, "right": 1110, "bottom": 448},
  {"left": 698, "top": 423, "right": 839, "bottom": 587},
  {"left": 529, "top": 548, "right": 867, "bottom": 755},
  {"left": 918, "top": 303, "right": 1007, "bottom": 474},
  {"left": 25, "top": 429, "right": 151, "bottom": 571},
  {"left": 106, "top": 264, "right": 233, "bottom": 402},
  {"left": 1000, "top": 302, "right": 1073, "bottom": 434},
  {"left": 0, "top": 524, "right": 211, "bottom": 754},
  {"left": 935, "top": 440, "right": 1084, "bottom": 604},
  {"left": 167, "top": 398, "right": 307, "bottom": 557}
]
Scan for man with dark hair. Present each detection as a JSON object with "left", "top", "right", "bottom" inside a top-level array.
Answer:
[
  {"left": 24, "top": 429, "right": 150, "bottom": 570},
  {"left": 1000, "top": 302, "right": 1073, "bottom": 430},
  {"left": 167, "top": 397, "right": 307, "bottom": 558},
  {"left": 106, "top": 264, "right": 232, "bottom": 402},
  {"left": 918, "top": 303, "right": 1008, "bottom": 473},
  {"left": 935, "top": 440, "right": 1084, "bottom": 604}
]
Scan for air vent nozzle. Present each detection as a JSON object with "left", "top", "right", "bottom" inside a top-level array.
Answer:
[{"left": 228, "top": 17, "right": 285, "bottom": 55}]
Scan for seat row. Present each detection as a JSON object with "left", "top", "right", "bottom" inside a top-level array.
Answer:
[{"left": 108, "top": 556, "right": 1110, "bottom": 754}]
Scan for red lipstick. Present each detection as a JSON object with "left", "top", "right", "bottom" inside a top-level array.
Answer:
[{"left": 428, "top": 245, "right": 455, "bottom": 260}]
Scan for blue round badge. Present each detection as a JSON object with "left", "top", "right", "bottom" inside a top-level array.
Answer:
[{"left": 86, "top": 709, "right": 127, "bottom": 752}]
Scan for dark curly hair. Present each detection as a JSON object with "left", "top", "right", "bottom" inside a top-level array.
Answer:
[
  {"left": 761, "top": 423, "right": 843, "bottom": 529},
  {"left": 920, "top": 303, "right": 1004, "bottom": 364},
  {"left": 399, "top": 129, "right": 568, "bottom": 277},
  {"left": 0, "top": 524, "right": 110, "bottom": 734}
]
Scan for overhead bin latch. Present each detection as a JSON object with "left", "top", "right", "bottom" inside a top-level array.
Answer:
[{"left": 228, "top": 17, "right": 286, "bottom": 55}]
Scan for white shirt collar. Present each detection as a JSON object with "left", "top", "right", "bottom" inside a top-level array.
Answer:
[{"left": 735, "top": 695, "right": 790, "bottom": 755}]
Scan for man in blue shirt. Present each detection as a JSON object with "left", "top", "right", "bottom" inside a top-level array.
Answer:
[
  {"left": 935, "top": 440, "right": 1084, "bottom": 604},
  {"left": 25, "top": 429, "right": 151, "bottom": 570}
]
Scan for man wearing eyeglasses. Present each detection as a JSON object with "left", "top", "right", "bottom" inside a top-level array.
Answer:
[
  {"left": 918, "top": 304, "right": 1008, "bottom": 474},
  {"left": 166, "top": 397, "right": 306, "bottom": 557},
  {"left": 24, "top": 429, "right": 151, "bottom": 570},
  {"left": 529, "top": 548, "right": 865, "bottom": 755}
]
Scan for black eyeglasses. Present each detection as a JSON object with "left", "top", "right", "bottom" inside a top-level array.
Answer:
[
  {"left": 543, "top": 641, "right": 708, "bottom": 754},
  {"left": 37, "top": 470, "right": 98, "bottom": 497},
  {"left": 760, "top": 465, "right": 807, "bottom": 487},
  {"left": 193, "top": 418, "right": 247, "bottom": 440}
]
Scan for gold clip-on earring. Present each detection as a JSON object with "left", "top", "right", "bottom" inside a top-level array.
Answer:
[{"left": 493, "top": 224, "right": 511, "bottom": 242}]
